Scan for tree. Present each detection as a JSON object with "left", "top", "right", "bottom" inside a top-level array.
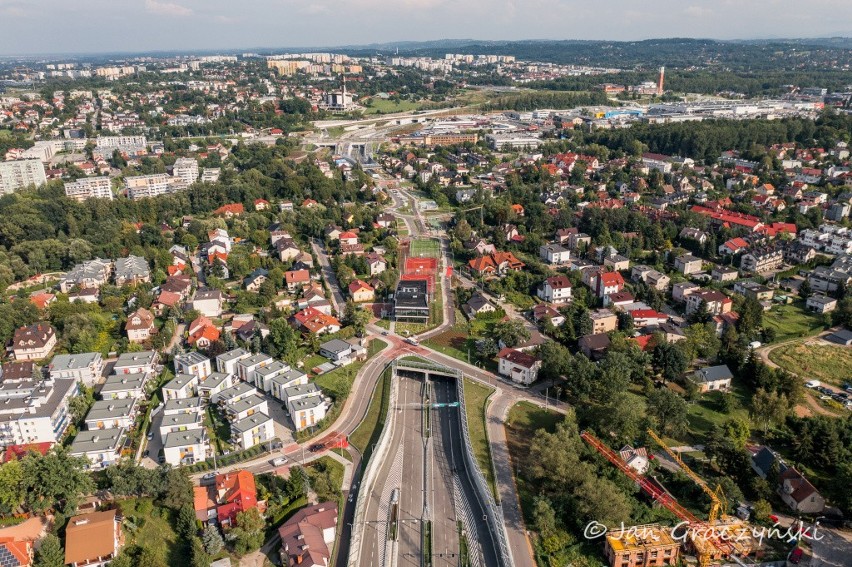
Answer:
[
  {"left": 751, "top": 388, "right": 788, "bottom": 435},
  {"left": 646, "top": 388, "right": 688, "bottom": 435},
  {"left": 266, "top": 318, "right": 299, "bottom": 362},
  {"left": 0, "top": 460, "right": 24, "bottom": 513},
  {"left": 537, "top": 341, "right": 572, "bottom": 382},
  {"left": 344, "top": 301, "right": 371, "bottom": 336},
  {"left": 33, "top": 534, "right": 65, "bottom": 567},
  {"left": 230, "top": 508, "right": 265, "bottom": 555},
  {"left": 752, "top": 499, "right": 773, "bottom": 523},
  {"left": 738, "top": 296, "right": 764, "bottom": 336},
  {"left": 527, "top": 412, "right": 591, "bottom": 491},
  {"left": 160, "top": 466, "right": 194, "bottom": 510},
  {"left": 593, "top": 393, "right": 646, "bottom": 444},
  {"left": 202, "top": 525, "right": 224, "bottom": 555},
  {"left": 489, "top": 319, "right": 530, "bottom": 348},
  {"left": 573, "top": 476, "right": 632, "bottom": 526},
  {"left": 798, "top": 278, "right": 812, "bottom": 300},
  {"left": 21, "top": 447, "right": 94, "bottom": 514},
  {"left": 652, "top": 342, "right": 688, "bottom": 383}
]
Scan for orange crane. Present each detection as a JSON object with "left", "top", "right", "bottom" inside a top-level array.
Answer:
[
  {"left": 581, "top": 430, "right": 741, "bottom": 567},
  {"left": 646, "top": 428, "right": 728, "bottom": 524}
]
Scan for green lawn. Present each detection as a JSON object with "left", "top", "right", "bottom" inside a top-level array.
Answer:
[
  {"left": 462, "top": 378, "right": 497, "bottom": 499},
  {"left": 297, "top": 339, "right": 388, "bottom": 442},
  {"left": 684, "top": 386, "right": 751, "bottom": 443},
  {"left": 762, "top": 301, "right": 826, "bottom": 342},
  {"left": 505, "top": 402, "right": 562, "bottom": 528},
  {"left": 206, "top": 405, "right": 233, "bottom": 454},
  {"left": 118, "top": 498, "right": 185, "bottom": 566},
  {"left": 364, "top": 98, "right": 427, "bottom": 115},
  {"left": 768, "top": 342, "right": 852, "bottom": 386},
  {"left": 409, "top": 238, "right": 441, "bottom": 258},
  {"left": 350, "top": 368, "right": 391, "bottom": 462}
]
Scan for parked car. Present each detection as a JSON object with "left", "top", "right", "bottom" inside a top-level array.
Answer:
[
  {"left": 805, "top": 380, "right": 820, "bottom": 388},
  {"left": 146, "top": 431, "right": 154, "bottom": 440}
]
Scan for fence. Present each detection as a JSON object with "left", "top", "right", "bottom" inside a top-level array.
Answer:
[
  {"left": 457, "top": 371, "right": 514, "bottom": 567},
  {"left": 348, "top": 360, "right": 398, "bottom": 567}
]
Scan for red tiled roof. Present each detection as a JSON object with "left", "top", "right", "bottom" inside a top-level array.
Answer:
[
  {"left": 497, "top": 347, "right": 539, "bottom": 369},
  {"left": 213, "top": 203, "right": 244, "bottom": 216}
]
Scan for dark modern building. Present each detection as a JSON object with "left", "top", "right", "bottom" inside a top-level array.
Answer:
[{"left": 393, "top": 279, "right": 430, "bottom": 323}]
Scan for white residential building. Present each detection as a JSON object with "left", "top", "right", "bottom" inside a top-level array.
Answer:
[
  {"left": 100, "top": 372, "right": 150, "bottom": 400},
  {"left": 48, "top": 352, "right": 104, "bottom": 387},
  {"left": 125, "top": 173, "right": 185, "bottom": 200},
  {"left": 161, "top": 374, "right": 199, "bottom": 401},
  {"left": 172, "top": 157, "right": 199, "bottom": 184},
  {"left": 174, "top": 352, "right": 212, "bottom": 381},
  {"left": 64, "top": 176, "right": 113, "bottom": 201},
  {"left": 539, "top": 243, "right": 571, "bottom": 265},
  {"left": 230, "top": 413, "right": 275, "bottom": 450},
  {"left": 159, "top": 412, "right": 203, "bottom": 439},
  {"left": 163, "top": 430, "right": 208, "bottom": 466},
  {"left": 112, "top": 351, "right": 159, "bottom": 375},
  {"left": 497, "top": 348, "right": 541, "bottom": 385},
  {"left": 84, "top": 398, "right": 138, "bottom": 430},
  {"left": 537, "top": 275, "right": 573, "bottom": 304},
  {"left": 0, "top": 372, "right": 78, "bottom": 447},
  {"left": 216, "top": 348, "right": 252, "bottom": 375},
  {"left": 69, "top": 427, "right": 126, "bottom": 469},
  {"left": 162, "top": 396, "right": 205, "bottom": 416},
  {"left": 236, "top": 353, "right": 274, "bottom": 385},
  {"left": 197, "top": 372, "right": 234, "bottom": 400},
  {"left": 0, "top": 159, "right": 47, "bottom": 194}
]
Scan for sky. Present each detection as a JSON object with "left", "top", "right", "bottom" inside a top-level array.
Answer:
[{"left": 0, "top": 0, "right": 850, "bottom": 56}]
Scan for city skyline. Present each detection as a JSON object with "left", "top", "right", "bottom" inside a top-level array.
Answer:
[{"left": 0, "top": 0, "right": 850, "bottom": 56}]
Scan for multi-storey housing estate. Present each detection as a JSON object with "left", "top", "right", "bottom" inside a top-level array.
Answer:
[
  {"left": 124, "top": 173, "right": 185, "bottom": 200},
  {"left": 63, "top": 176, "right": 113, "bottom": 201},
  {"left": 799, "top": 225, "right": 852, "bottom": 255},
  {"left": 740, "top": 247, "right": 784, "bottom": 274},
  {"left": 172, "top": 157, "right": 199, "bottom": 184},
  {"left": 0, "top": 362, "right": 78, "bottom": 448},
  {"left": 0, "top": 159, "right": 47, "bottom": 194}
]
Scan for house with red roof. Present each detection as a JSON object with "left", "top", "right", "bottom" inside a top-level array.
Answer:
[
  {"left": 497, "top": 348, "right": 542, "bottom": 385},
  {"left": 595, "top": 271, "right": 625, "bottom": 299},
  {"left": 348, "top": 280, "right": 375, "bottom": 303},
  {"left": 254, "top": 198, "right": 270, "bottom": 211},
  {"left": 293, "top": 307, "right": 341, "bottom": 335},
  {"left": 718, "top": 237, "right": 750, "bottom": 256},
  {"left": 213, "top": 203, "right": 244, "bottom": 218},
  {"left": 188, "top": 316, "right": 220, "bottom": 348},
  {"left": 279, "top": 502, "right": 338, "bottom": 567},
  {"left": 285, "top": 269, "right": 311, "bottom": 291},
  {"left": 194, "top": 470, "right": 265, "bottom": 526},
  {"left": 29, "top": 292, "right": 55, "bottom": 311},
  {"left": 339, "top": 231, "right": 359, "bottom": 246},
  {"left": 691, "top": 205, "right": 763, "bottom": 232},
  {"left": 467, "top": 252, "right": 525, "bottom": 277},
  {"left": 628, "top": 309, "right": 668, "bottom": 328}
]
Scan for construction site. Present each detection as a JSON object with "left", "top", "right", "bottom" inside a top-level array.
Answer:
[{"left": 582, "top": 429, "right": 767, "bottom": 567}]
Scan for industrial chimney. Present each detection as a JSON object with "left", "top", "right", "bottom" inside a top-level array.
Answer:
[{"left": 657, "top": 66, "right": 665, "bottom": 96}]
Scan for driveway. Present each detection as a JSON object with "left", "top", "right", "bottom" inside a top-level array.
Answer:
[{"left": 809, "top": 526, "right": 852, "bottom": 567}]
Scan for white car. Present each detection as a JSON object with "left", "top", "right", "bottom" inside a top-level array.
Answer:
[
  {"left": 270, "top": 457, "right": 287, "bottom": 467},
  {"left": 805, "top": 380, "right": 821, "bottom": 388}
]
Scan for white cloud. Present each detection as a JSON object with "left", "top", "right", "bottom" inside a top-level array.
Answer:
[
  {"left": 685, "top": 5, "right": 712, "bottom": 17},
  {"left": 145, "top": 0, "right": 192, "bottom": 17}
]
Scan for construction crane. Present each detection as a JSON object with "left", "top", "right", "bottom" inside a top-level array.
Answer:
[
  {"left": 646, "top": 429, "right": 728, "bottom": 524},
  {"left": 581, "top": 430, "right": 741, "bottom": 567}
]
